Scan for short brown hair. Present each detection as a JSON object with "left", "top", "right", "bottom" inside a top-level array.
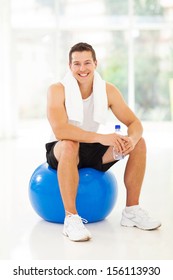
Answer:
[{"left": 69, "top": 42, "right": 97, "bottom": 63}]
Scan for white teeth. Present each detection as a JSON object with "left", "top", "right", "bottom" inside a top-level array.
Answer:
[{"left": 79, "top": 74, "right": 88, "bottom": 77}]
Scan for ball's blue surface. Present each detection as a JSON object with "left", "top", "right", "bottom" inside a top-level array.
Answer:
[{"left": 29, "top": 163, "right": 118, "bottom": 223}]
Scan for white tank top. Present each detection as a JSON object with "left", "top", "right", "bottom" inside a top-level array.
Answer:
[
  {"left": 50, "top": 93, "right": 99, "bottom": 141},
  {"left": 69, "top": 93, "right": 99, "bottom": 132}
]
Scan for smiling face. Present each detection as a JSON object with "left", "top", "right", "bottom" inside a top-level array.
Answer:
[{"left": 69, "top": 51, "right": 97, "bottom": 85}]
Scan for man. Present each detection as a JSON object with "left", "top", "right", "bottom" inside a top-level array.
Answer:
[{"left": 46, "top": 42, "right": 161, "bottom": 242}]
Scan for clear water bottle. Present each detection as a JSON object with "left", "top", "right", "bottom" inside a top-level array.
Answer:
[{"left": 113, "top": 124, "right": 124, "bottom": 160}]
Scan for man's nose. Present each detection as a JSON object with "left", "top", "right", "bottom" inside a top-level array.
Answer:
[{"left": 79, "top": 64, "right": 86, "bottom": 71}]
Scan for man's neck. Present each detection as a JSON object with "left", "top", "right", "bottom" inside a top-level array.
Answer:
[{"left": 78, "top": 82, "right": 93, "bottom": 99}]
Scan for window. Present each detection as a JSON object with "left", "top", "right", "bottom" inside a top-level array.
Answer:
[{"left": 8, "top": 0, "right": 173, "bottom": 120}]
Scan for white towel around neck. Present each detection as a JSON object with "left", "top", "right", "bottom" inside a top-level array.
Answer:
[{"left": 60, "top": 70, "right": 108, "bottom": 125}]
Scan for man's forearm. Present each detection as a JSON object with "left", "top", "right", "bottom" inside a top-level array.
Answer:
[
  {"left": 127, "top": 119, "right": 143, "bottom": 145},
  {"left": 53, "top": 123, "right": 102, "bottom": 143}
]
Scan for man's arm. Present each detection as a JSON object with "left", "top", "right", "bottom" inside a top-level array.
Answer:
[
  {"left": 107, "top": 82, "right": 143, "bottom": 154},
  {"left": 47, "top": 83, "right": 126, "bottom": 152},
  {"left": 47, "top": 83, "right": 98, "bottom": 143}
]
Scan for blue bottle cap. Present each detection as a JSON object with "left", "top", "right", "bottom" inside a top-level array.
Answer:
[{"left": 115, "top": 124, "right": 121, "bottom": 130}]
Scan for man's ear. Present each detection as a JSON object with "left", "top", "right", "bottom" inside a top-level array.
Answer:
[{"left": 95, "top": 60, "right": 98, "bottom": 68}]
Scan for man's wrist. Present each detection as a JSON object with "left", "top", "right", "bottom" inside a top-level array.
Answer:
[{"left": 89, "top": 132, "right": 101, "bottom": 143}]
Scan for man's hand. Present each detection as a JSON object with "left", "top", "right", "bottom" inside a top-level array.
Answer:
[
  {"left": 99, "top": 134, "right": 138, "bottom": 156},
  {"left": 99, "top": 133, "right": 127, "bottom": 155},
  {"left": 121, "top": 136, "right": 137, "bottom": 156}
]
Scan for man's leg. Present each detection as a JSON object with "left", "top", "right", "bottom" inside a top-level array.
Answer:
[
  {"left": 102, "top": 138, "right": 161, "bottom": 230},
  {"left": 53, "top": 140, "right": 92, "bottom": 241},
  {"left": 53, "top": 140, "right": 79, "bottom": 214},
  {"left": 102, "top": 138, "right": 146, "bottom": 206},
  {"left": 123, "top": 137, "right": 146, "bottom": 206}
]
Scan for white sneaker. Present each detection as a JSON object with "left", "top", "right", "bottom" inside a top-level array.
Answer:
[
  {"left": 63, "top": 214, "right": 92, "bottom": 241},
  {"left": 121, "top": 206, "right": 161, "bottom": 230}
]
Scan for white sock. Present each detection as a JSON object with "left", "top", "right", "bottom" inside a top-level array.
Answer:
[
  {"left": 125, "top": 205, "right": 139, "bottom": 212},
  {"left": 65, "top": 210, "right": 78, "bottom": 217}
]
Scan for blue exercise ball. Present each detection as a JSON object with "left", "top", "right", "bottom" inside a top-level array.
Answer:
[{"left": 29, "top": 163, "right": 118, "bottom": 223}]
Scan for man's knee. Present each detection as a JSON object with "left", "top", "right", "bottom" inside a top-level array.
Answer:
[
  {"left": 54, "top": 140, "right": 79, "bottom": 161},
  {"left": 61, "top": 140, "right": 79, "bottom": 154}
]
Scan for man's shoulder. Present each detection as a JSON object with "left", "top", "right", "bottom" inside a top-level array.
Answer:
[
  {"left": 105, "top": 82, "right": 123, "bottom": 107},
  {"left": 106, "top": 81, "right": 120, "bottom": 94},
  {"left": 48, "top": 82, "right": 64, "bottom": 92},
  {"left": 47, "top": 82, "right": 65, "bottom": 104},
  {"left": 106, "top": 81, "right": 115, "bottom": 89}
]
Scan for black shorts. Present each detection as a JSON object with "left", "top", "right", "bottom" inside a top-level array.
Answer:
[{"left": 45, "top": 141, "right": 117, "bottom": 172}]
